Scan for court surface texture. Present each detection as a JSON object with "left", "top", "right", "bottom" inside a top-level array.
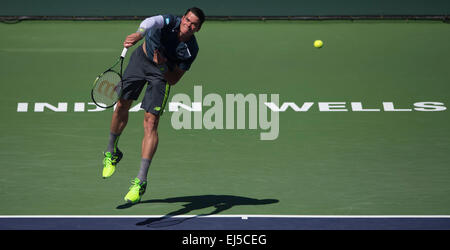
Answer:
[{"left": 1, "top": 20, "right": 449, "bottom": 230}]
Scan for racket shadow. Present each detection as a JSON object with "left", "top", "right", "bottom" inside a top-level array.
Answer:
[{"left": 116, "top": 194, "right": 279, "bottom": 228}]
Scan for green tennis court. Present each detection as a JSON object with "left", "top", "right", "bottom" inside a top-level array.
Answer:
[{"left": 1, "top": 19, "right": 449, "bottom": 219}]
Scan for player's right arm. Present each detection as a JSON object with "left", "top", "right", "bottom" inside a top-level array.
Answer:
[
  {"left": 123, "top": 15, "right": 165, "bottom": 48},
  {"left": 123, "top": 32, "right": 143, "bottom": 48}
]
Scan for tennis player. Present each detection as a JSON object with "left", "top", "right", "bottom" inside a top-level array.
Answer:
[{"left": 102, "top": 7, "right": 205, "bottom": 204}]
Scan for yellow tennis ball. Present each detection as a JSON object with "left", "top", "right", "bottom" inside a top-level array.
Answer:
[{"left": 314, "top": 40, "right": 324, "bottom": 48}]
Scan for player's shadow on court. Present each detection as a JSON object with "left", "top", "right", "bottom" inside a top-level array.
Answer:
[{"left": 116, "top": 195, "right": 279, "bottom": 228}]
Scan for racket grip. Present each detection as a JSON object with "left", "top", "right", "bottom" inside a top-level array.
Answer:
[{"left": 121, "top": 47, "right": 128, "bottom": 58}]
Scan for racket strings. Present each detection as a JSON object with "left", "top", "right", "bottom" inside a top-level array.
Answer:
[{"left": 92, "top": 71, "right": 121, "bottom": 107}]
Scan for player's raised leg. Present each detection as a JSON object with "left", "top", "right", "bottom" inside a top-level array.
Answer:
[{"left": 103, "top": 99, "right": 133, "bottom": 179}]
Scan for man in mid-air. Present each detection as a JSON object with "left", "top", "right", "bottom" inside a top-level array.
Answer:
[{"left": 102, "top": 7, "right": 205, "bottom": 204}]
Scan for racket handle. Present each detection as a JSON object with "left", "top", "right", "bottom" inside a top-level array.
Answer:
[{"left": 121, "top": 47, "right": 128, "bottom": 58}]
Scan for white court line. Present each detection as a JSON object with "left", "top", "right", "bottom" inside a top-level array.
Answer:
[{"left": 1, "top": 215, "right": 450, "bottom": 219}]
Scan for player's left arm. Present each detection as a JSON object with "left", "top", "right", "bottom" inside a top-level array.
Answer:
[
  {"left": 152, "top": 49, "right": 185, "bottom": 85},
  {"left": 163, "top": 46, "right": 197, "bottom": 85},
  {"left": 164, "top": 65, "right": 185, "bottom": 86}
]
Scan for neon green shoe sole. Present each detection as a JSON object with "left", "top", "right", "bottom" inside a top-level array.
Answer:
[{"left": 124, "top": 178, "right": 147, "bottom": 204}]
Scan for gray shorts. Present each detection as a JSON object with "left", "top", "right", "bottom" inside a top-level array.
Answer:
[{"left": 120, "top": 45, "right": 170, "bottom": 116}]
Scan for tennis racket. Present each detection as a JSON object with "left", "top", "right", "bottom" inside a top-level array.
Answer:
[{"left": 91, "top": 48, "right": 128, "bottom": 108}]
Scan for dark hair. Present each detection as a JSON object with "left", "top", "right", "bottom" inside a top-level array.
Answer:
[{"left": 184, "top": 7, "right": 205, "bottom": 27}]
